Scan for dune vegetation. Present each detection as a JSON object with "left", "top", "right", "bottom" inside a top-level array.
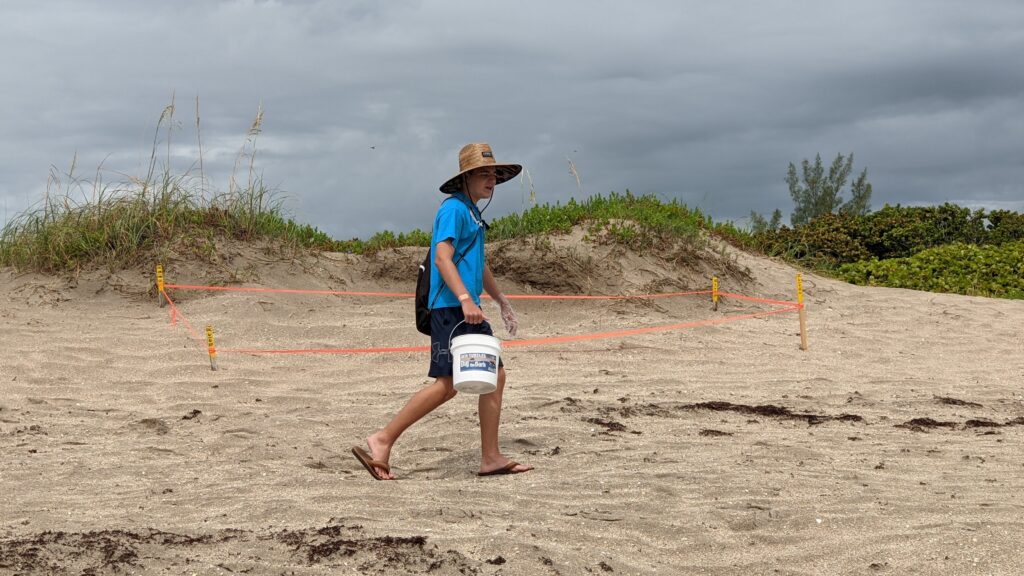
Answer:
[
  {"left": 2, "top": 107, "right": 1021, "bottom": 299},
  {"left": 736, "top": 205, "right": 1024, "bottom": 299}
]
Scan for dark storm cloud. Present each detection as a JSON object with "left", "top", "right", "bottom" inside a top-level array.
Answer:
[{"left": 2, "top": 1, "right": 1022, "bottom": 237}]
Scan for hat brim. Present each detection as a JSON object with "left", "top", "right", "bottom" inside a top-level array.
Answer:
[{"left": 440, "top": 164, "right": 522, "bottom": 194}]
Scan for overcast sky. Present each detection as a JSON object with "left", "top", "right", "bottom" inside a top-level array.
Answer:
[{"left": 2, "top": 1, "right": 1022, "bottom": 239}]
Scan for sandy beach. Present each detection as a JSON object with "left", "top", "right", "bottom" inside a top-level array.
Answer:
[{"left": 1, "top": 236, "right": 1022, "bottom": 575}]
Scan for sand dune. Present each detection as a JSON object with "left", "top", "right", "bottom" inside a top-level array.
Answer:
[{"left": 1, "top": 239, "right": 1022, "bottom": 575}]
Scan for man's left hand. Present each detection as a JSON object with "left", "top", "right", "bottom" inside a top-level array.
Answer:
[{"left": 499, "top": 300, "right": 518, "bottom": 337}]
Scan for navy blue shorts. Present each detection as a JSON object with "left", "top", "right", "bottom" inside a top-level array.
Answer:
[{"left": 428, "top": 306, "right": 504, "bottom": 378}]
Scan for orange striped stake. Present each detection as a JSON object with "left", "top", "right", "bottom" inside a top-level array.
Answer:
[
  {"left": 205, "top": 325, "right": 218, "bottom": 371},
  {"left": 712, "top": 277, "right": 719, "bottom": 311},
  {"left": 156, "top": 265, "right": 166, "bottom": 308},
  {"left": 796, "top": 274, "right": 808, "bottom": 351}
]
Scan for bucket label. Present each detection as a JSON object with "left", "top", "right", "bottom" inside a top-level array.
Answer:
[{"left": 460, "top": 352, "right": 497, "bottom": 373}]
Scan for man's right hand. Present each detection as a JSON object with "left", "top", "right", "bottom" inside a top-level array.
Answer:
[{"left": 461, "top": 300, "right": 488, "bottom": 324}]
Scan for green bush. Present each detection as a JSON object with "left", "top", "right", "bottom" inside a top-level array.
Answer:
[
  {"left": 837, "top": 241, "right": 1024, "bottom": 299},
  {"left": 858, "top": 204, "right": 988, "bottom": 258},
  {"left": 748, "top": 213, "right": 871, "bottom": 268},
  {"left": 986, "top": 210, "right": 1024, "bottom": 245},
  {"left": 746, "top": 203, "right": 1024, "bottom": 270}
]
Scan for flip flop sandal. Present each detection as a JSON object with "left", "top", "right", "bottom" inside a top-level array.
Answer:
[{"left": 351, "top": 446, "right": 391, "bottom": 480}]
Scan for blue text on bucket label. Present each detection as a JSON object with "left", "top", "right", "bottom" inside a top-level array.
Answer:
[{"left": 460, "top": 352, "right": 497, "bottom": 373}]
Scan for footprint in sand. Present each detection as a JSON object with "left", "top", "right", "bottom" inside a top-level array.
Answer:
[
  {"left": 134, "top": 418, "right": 170, "bottom": 435},
  {"left": 221, "top": 428, "right": 258, "bottom": 438}
]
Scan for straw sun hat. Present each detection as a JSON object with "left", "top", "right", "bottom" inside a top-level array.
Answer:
[{"left": 439, "top": 143, "right": 522, "bottom": 193}]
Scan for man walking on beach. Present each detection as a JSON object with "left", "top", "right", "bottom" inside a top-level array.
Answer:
[{"left": 352, "top": 143, "right": 534, "bottom": 480}]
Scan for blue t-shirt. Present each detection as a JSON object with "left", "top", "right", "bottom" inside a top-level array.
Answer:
[{"left": 429, "top": 193, "right": 486, "bottom": 309}]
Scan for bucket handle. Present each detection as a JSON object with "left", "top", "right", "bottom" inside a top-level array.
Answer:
[
  {"left": 447, "top": 319, "right": 467, "bottom": 353},
  {"left": 446, "top": 317, "right": 501, "bottom": 354}
]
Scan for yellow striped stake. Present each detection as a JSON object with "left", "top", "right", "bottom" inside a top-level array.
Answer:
[
  {"left": 712, "top": 276, "right": 719, "bottom": 311},
  {"left": 205, "top": 325, "right": 218, "bottom": 371},
  {"left": 796, "top": 274, "right": 808, "bottom": 351},
  {"left": 156, "top": 264, "right": 166, "bottom": 307}
]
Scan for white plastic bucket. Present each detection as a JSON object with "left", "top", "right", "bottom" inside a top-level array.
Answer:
[{"left": 450, "top": 333, "right": 501, "bottom": 394}]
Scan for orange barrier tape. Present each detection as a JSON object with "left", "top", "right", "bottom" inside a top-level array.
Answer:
[
  {"left": 163, "top": 291, "right": 205, "bottom": 344},
  {"left": 216, "top": 304, "right": 800, "bottom": 355},
  {"left": 161, "top": 279, "right": 802, "bottom": 356},
  {"left": 502, "top": 290, "right": 710, "bottom": 301},
  {"left": 716, "top": 291, "right": 800, "bottom": 307},
  {"left": 503, "top": 305, "right": 800, "bottom": 348},
  {"left": 165, "top": 283, "right": 415, "bottom": 298},
  {"left": 164, "top": 282, "right": 713, "bottom": 301},
  {"left": 221, "top": 345, "right": 431, "bottom": 355}
]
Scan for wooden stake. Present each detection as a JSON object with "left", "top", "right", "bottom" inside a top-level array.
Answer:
[
  {"left": 205, "top": 325, "right": 218, "bottom": 371},
  {"left": 712, "top": 276, "right": 719, "bottom": 311},
  {"left": 156, "top": 264, "right": 166, "bottom": 308},
  {"left": 796, "top": 274, "right": 808, "bottom": 351}
]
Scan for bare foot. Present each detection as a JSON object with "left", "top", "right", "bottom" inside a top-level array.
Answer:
[{"left": 365, "top": 432, "right": 395, "bottom": 480}]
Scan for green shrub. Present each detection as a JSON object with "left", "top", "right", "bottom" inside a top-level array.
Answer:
[
  {"left": 749, "top": 213, "right": 871, "bottom": 268},
  {"left": 986, "top": 210, "right": 1024, "bottom": 245},
  {"left": 744, "top": 203, "right": 1023, "bottom": 271},
  {"left": 837, "top": 241, "right": 1024, "bottom": 299},
  {"left": 859, "top": 204, "right": 988, "bottom": 258}
]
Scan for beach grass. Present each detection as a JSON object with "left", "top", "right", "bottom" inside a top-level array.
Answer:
[
  {"left": 1, "top": 109, "right": 723, "bottom": 273},
  {"left": 0, "top": 170, "right": 335, "bottom": 273},
  {"left": 1, "top": 181, "right": 720, "bottom": 272},
  {"left": 0, "top": 99, "right": 737, "bottom": 272},
  {"left": 0, "top": 94, "right": 734, "bottom": 272},
  {"left": 0, "top": 100, "right": 336, "bottom": 273}
]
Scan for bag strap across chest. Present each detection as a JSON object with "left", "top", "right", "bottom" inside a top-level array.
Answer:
[{"left": 429, "top": 197, "right": 486, "bottom": 309}]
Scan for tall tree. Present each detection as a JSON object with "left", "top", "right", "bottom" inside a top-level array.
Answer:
[
  {"left": 749, "top": 208, "right": 783, "bottom": 234},
  {"left": 787, "top": 153, "right": 872, "bottom": 227},
  {"left": 841, "top": 168, "right": 873, "bottom": 217}
]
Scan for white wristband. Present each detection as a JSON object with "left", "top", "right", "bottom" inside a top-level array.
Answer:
[{"left": 458, "top": 294, "right": 470, "bottom": 302}]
